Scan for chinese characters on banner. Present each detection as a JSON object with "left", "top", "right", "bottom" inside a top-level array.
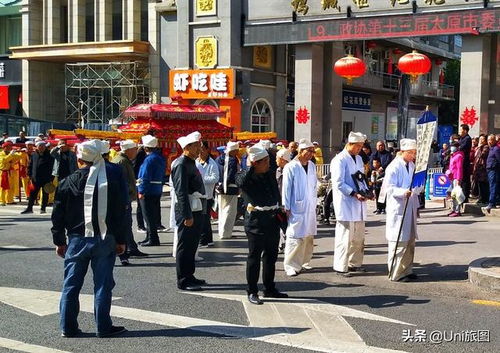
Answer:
[
  {"left": 169, "top": 69, "right": 235, "bottom": 100},
  {"left": 0, "top": 63, "right": 4, "bottom": 79},
  {"left": 291, "top": 0, "right": 309, "bottom": 15}
]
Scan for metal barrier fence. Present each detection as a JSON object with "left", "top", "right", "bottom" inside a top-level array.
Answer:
[{"left": 316, "top": 164, "right": 330, "bottom": 178}]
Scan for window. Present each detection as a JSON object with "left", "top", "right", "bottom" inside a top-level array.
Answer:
[
  {"left": 112, "top": 0, "right": 123, "bottom": 40},
  {"left": 250, "top": 99, "right": 273, "bottom": 133},
  {"left": 141, "top": 0, "right": 148, "bottom": 41},
  {"left": 0, "top": 16, "right": 21, "bottom": 54},
  {"left": 85, "top": 0, "right": 95, "bottom": 42}
]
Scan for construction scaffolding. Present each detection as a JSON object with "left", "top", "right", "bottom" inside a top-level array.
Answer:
[{"left": 65, "top": 62, "right": 149, "bottom": 126}]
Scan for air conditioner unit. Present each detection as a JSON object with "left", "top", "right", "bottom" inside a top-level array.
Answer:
[{"left": 383, "top": 50, "right": 390, "bottom": 60}]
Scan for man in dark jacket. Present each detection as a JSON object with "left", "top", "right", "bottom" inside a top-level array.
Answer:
[
  {"left": 51, "top": 140, "right": 127, "bottom": 338},
  {"left": 369, "top": 141, "right": 394, "bottom": 171},
  {"left": 171, "top": 131, "right": 206, "bottom": 291},
  {"left": 486, "top": 134, "right": 500, "bottom": 211},
  {"left": 112, "top": 140, "right": 148, "bottom": 263},
  {"left": 51, "top": 139, "right": 78, "bottom": 181},
  {"left": 459, "top": 124, "right": 472, "bottom": 202},
  {"left": 237, "top": 144, "right": 288, "bottom": 305},
  {"left": 21, "top": 141, "right": 54, "bottom": 214}
]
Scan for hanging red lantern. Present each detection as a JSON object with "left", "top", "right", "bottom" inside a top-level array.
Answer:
[
  {"left": 397, "top": 50, "right": 432, "bottom": 83},
  {"left": 334, "top": 55, "right": 367, "bottom": 84}
]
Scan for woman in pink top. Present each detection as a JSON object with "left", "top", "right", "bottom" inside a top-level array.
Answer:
[{"left": 446, "top": 142, "right": 464, "bottom": 216}]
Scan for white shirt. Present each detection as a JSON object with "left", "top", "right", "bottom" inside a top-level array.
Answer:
[{"left": 196, "top": 157, "right": 220, "bottom": 200}]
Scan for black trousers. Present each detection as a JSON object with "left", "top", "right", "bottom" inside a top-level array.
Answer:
[
  {"left": 176, "top": 212, "right": 203, "bottom": 288},
  {"left": 119, "top": 203, "right": 138, "bottom": 260},
  {"left": 27, "top": 183, "right": 48, "bottom": 210},
  {"left": 140, "top": 194, "right": 161, "bottom": 243},
  {"left": 477, "top": 181, "right": 490, "bottom": 203},
  {"left": 462, "top": 165, "right": 471, "bottom": 201},
  {"left": 200, "top": 199, "right": 214, "bottom": 245},
  {"left": 245, "top": 218, "right": 280, "bottom": 295},
  {"left": 323, "top": 190, "right": 333, "bottom": 220},
  {"left": 136, "top": 201, "right": 145, "bottom": 229},
  {"left": 374, "top": 187, "right": 386, "bottom": 211}
]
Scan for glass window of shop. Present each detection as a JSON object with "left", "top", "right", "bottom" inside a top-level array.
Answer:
[
  {"left": 0, "top": 16, "right": 21, "bottom": 54},
  {"left": 251, "top": 99, "right": 273, "bottom": 133}
]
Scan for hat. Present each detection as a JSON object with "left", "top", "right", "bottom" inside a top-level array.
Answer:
[
  {"left": 25, "top": 141, "right": 35, "bottom": 146},
  {"left": 177, "top": 131, "right": 201, "bottom": 149},
  {"left": 35, "top": 140, "right": 46, "bottom": 147},
  {"left": 77, "top": 140, "right": 102, "bottom": 163},
  {"left": 348, "top": 132, "right": 367, "bottom": 143},
  {"left": 142, "top": 135, "right": 158, "bottom": 148},
  {"left": 2, "top": 141, "right": 13, "bottom": 148},
  {"left": 400, "top": 138, "right": 417, "bottom": 151},
  {"left": 259, "top": 140, "right": 271, "bottom": 150},
  {"left": 277, "top": 148, "right": 291, "bottom": 162},
  {"left": 298, "top": 138, "right": 314, "bottom": 151},
  {"left": 226, "top": 141, "right": 240, "bottom": 153},
  {"left": 313, "top": 141, "right": 319, "bottom": 145},
  {"left": 119, "top": 139, "right": 137, "bottom": 151},
  {"left": 248, "top": 144, "right": 269, "bottom": 162},
  {"left": 101, "top": 140, "right": 110, "bottom": 154}
]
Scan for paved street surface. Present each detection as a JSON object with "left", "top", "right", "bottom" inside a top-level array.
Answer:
[{"left": 0, "top": 199, "right": 499, "bottom": 353}]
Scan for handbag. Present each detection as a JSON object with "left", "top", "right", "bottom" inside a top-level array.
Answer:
[{"left": 450, "top": 184, "right": 465, "bottom": 204}]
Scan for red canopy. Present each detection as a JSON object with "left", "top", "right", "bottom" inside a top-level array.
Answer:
[{"left": 123, "top": 103, "right": 227, "bottom": 120}]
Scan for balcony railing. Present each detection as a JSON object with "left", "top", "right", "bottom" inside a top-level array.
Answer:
[{"left": 349, "top": 70, "right": 455, "bottom": 100}]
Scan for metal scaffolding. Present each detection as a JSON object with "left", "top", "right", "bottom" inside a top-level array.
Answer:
[{"left": 65, "top": 62, "right": 149, "bottom": 126}]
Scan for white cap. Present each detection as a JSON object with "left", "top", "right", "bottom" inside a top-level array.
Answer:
[
  {"left": 101, "top": 140, "right": 110, "bottom": 154},
  {"left": 277, "top": 148, "right": 291, "bottom": 162},
  {"left": 348, "top": 132, "right": 367, "bottom": 143},
  {"left": 226, "top": 141, "right": 240, "bottom": 153},
  {"left": 77, "top": 140, "right": 102, "bottom": 163},
  {"left": 298, "top": 138, "right": 314, "bottom": 151},
  {"left": 177, "top": 131, "right": 201, "bottom": 149},
  {"left": 142, "top": 135, "right": 158, "bottom": 148},
  {"left": 400, "top": 138, "right": 417, "bottom": 151},
  {"left": 313, "top": 141, "right": 319, "bottom": 145},
  {"left": 259, "top": 139, "right": 271, "bottom": 150},
  {"left": 248, "top": 144, "right": 269, "bottom": 162},
  {"left": 120, "top": 139, "right": 137, "bottom": 151},
  {"left": 35, "top": 140, "right": 46, "bottom": 147},
  {"left": 25, "top": 141, "right": 35, "bottom": 146}
]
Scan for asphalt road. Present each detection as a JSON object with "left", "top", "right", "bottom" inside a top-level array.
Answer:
[{"left": 0, "top": 198, "right": 498, "bottom": 353}]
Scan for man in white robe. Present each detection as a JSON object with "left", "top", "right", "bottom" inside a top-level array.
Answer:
[
  {"left": 384, "top": 139, "right": 420, "bottom": 282},
  {"left": 282, "top": 139, "right": 317, "bottom": 276},
  {"left": 331, "top": 132, "right": 370, "bottom": 277}
]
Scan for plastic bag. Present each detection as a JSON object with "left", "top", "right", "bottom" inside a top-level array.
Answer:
[{"left": 450, "top": 184, "right": 466, "bottom": 204}]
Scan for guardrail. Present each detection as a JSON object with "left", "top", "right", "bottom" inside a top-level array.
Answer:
[{"left": 316, "top": 164, "right": 330, "bottom": 178}]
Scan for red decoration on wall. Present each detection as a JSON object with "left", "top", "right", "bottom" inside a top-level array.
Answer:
[
  {"left": 460, "top": 106, "right": 478, "bottom": 127},
  {"left": 296, "top": 106, "right": 310, "bottom": 124},
  {"left": 0, "top": 86, "right": 9, "bottom": 110}
]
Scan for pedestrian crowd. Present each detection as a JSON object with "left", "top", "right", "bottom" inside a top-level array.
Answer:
[{"left": 1, "top": 125, "right": 499, "bottom": 338}]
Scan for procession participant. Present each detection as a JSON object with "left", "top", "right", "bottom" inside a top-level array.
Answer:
[
  {"left": 171, "top": 131, "right": 207, "bottom": 291},
  {"left": 137, "top": 135, "right": 166, "bottom": 247},
  {"left": 21, "top": 141, "right": 54, "bottom": 214},
  {"left": 313, "top": 142, "right": 324, "bottom": 165},
  {"left": 385, "top": 139, "right": 420, "bottom": 282},
  {"left": 0, "top": 141, "right": 21, "bottom": 205},
  {"left": 282, "top": 139, "right": 317, "bottom": 277},
  {"left": 19, "top": 144, "right": 32, "bottom": 198},
  {"left": 288, "top": 141, "right": 299, "bottom": 160},
  {"left": 275, "top": 148, "right": 291, "bottom": 252},
  {"left": 196, "top": 141, "right": 219, "bottom": 247},
  {"left": 133, "top": 145, "right": 147, "bottom": 233},
  {"left": 260, "top": 140, "right": 278, "bottom": 173},
  {"left": 331, "top": 132, "right": 370, "bottom": 277},
  {"left": 112, "top": 140, "right": 148, "bottom": 264},
  {"left": 216, "top": 141, "right": 240, "bottom": 240},
  {"left": 51, "top": 139, "right": 78, "bottom": 182},
  {"left": 51, "top": 140, "right": 128, "bottom": 338},
  {"left": 237, "top": 144, "right": 288, "bottom": 305}
]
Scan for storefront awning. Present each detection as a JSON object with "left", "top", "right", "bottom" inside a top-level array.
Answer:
[{"left": 9, "top": 40, "right": 149, "bottom": 63}]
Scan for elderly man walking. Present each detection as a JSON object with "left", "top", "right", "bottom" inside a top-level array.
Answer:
[
  {"left": 282, "top": 139, "right": 317, "bottom": 277},
  {"left": 51, "top": 140, "right": 128, "bottom": 338},
  {"left": 331, "top": 132, "right": 370, "bottom": 277},
  {"left": 385, "top": 139, "right": 420, "bottom": 282}
]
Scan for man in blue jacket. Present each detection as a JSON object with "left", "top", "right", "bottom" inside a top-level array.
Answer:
[
  {"left": 486, "top": 134, "right": 500, "bottom": 212},
  {"left": 137, "top": 135, "right": 166, "bottom": 246}
]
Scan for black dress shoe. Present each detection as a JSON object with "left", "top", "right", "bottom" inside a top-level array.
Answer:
[
  {"left": 398, "top": 276, "right": 411, "bottom": 282},
  {"left": 20, "top": 208, "right": 33, "bottom": 214},
  {"left": 191, "top": 278, "right": 207, "bottom": 285},
  {"left": 348, "top": 266, "right": 367, "bottom": 272},
  {"left": 61, "top": 328, "right": 82, "bottom": 338},
  {"left": 140, "top": 241, "right": 160, "bottom": 247},
  {"left": 96, "top": 326, "right": 127, "bottom": 338},
  {"left": 137, "top": 238, "right": 149, "bottom": 245},
  {"left": 248, "top": 293, "right": 263, "bottom": 305},
  {"left": 263, "top": 290, "right": 288, "bottom": 298},
  {"left": 178, "top": 285, "right": 202, "bottom": 291},
  {"left": 335, "top": 271, "right": 352, "bottom": 278},
  {"left": 128, "top": 249, "right": 148, "bottom": 257}
]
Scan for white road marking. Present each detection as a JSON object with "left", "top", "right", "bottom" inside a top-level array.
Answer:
[
  {"left": 0, "top": 337, "right": 71, "bottom": 353},
  {"left": 0, "top": 245, "right": 28, "bottom": 249},
  {"left": 0, "top": 287, "right": 409, "bottom": 353}
]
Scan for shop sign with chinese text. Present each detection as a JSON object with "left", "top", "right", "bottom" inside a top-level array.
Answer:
[{"left": 169, "top": 69, "right": 236, "bottom": 100}]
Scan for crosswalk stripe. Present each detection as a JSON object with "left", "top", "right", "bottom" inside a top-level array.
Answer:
[{"left": 0, "top": 337, "right": 71, "bottom": 353}]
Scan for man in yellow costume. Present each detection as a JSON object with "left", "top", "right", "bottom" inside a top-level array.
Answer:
[
  {"left": 313, "top": 142, "right": 324, "bottom": 165},
  {"left": 19, "top": 141, "right": 34, "bottom": 199},
  {"left": 0, "top": 141, "right": 22, "bottom": 205}
]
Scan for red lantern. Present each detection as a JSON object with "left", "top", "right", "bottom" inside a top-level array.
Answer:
[
  {"left": 397, "top": 50, "right": 432, "bottom": 83},
  {"left": 334, "top": 55, "right": 367, "bottom": 84}
]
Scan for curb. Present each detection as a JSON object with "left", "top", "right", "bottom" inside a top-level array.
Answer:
[
  {"left": 463, "top": 203, "right": 500, "bottom": 217},
  {"left": 468, "top": 257, "right": 500, "bottom": 292}
]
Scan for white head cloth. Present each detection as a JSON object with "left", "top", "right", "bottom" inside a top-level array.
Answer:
[
  {"left": 400, "top": 138, "right": 417, "bottom": 151},
  {"left": 120, "top": 139, "right": 137, "bottom": 151},
  {"left": 298, "top": 138, "right": 314, "bottom": 151},
  {"left": 177, "top": 131, "right": 201, "bottom": 149},
  {"left": 348, "top": 132, "right": 367, "bottom": 143},
  {"left": 277, "top": 148, "right": 291, "bottom": 162},
  {"left": 225, "top": 141, "right": 239, "bottom": 153},
  {"left": 101, "top": 140, "right": 110, "bottom": 154},
  {"left": 248, "top": 144, "right": 268, "bottom": 162},
  {"left": 142, "top": 135, "right": 158, "bottom": 148},
  {"left": 259, "top": 140, "right": 271, "bottom": 150},
  {"left": 77, "top": 140, "right": 108, "bottom": 240},
  {"left": 25, "top": 141, "right": 35, "bottom": 146},
  {"left": 35, "top": 140, "right": 46, "bottom": 147}
]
